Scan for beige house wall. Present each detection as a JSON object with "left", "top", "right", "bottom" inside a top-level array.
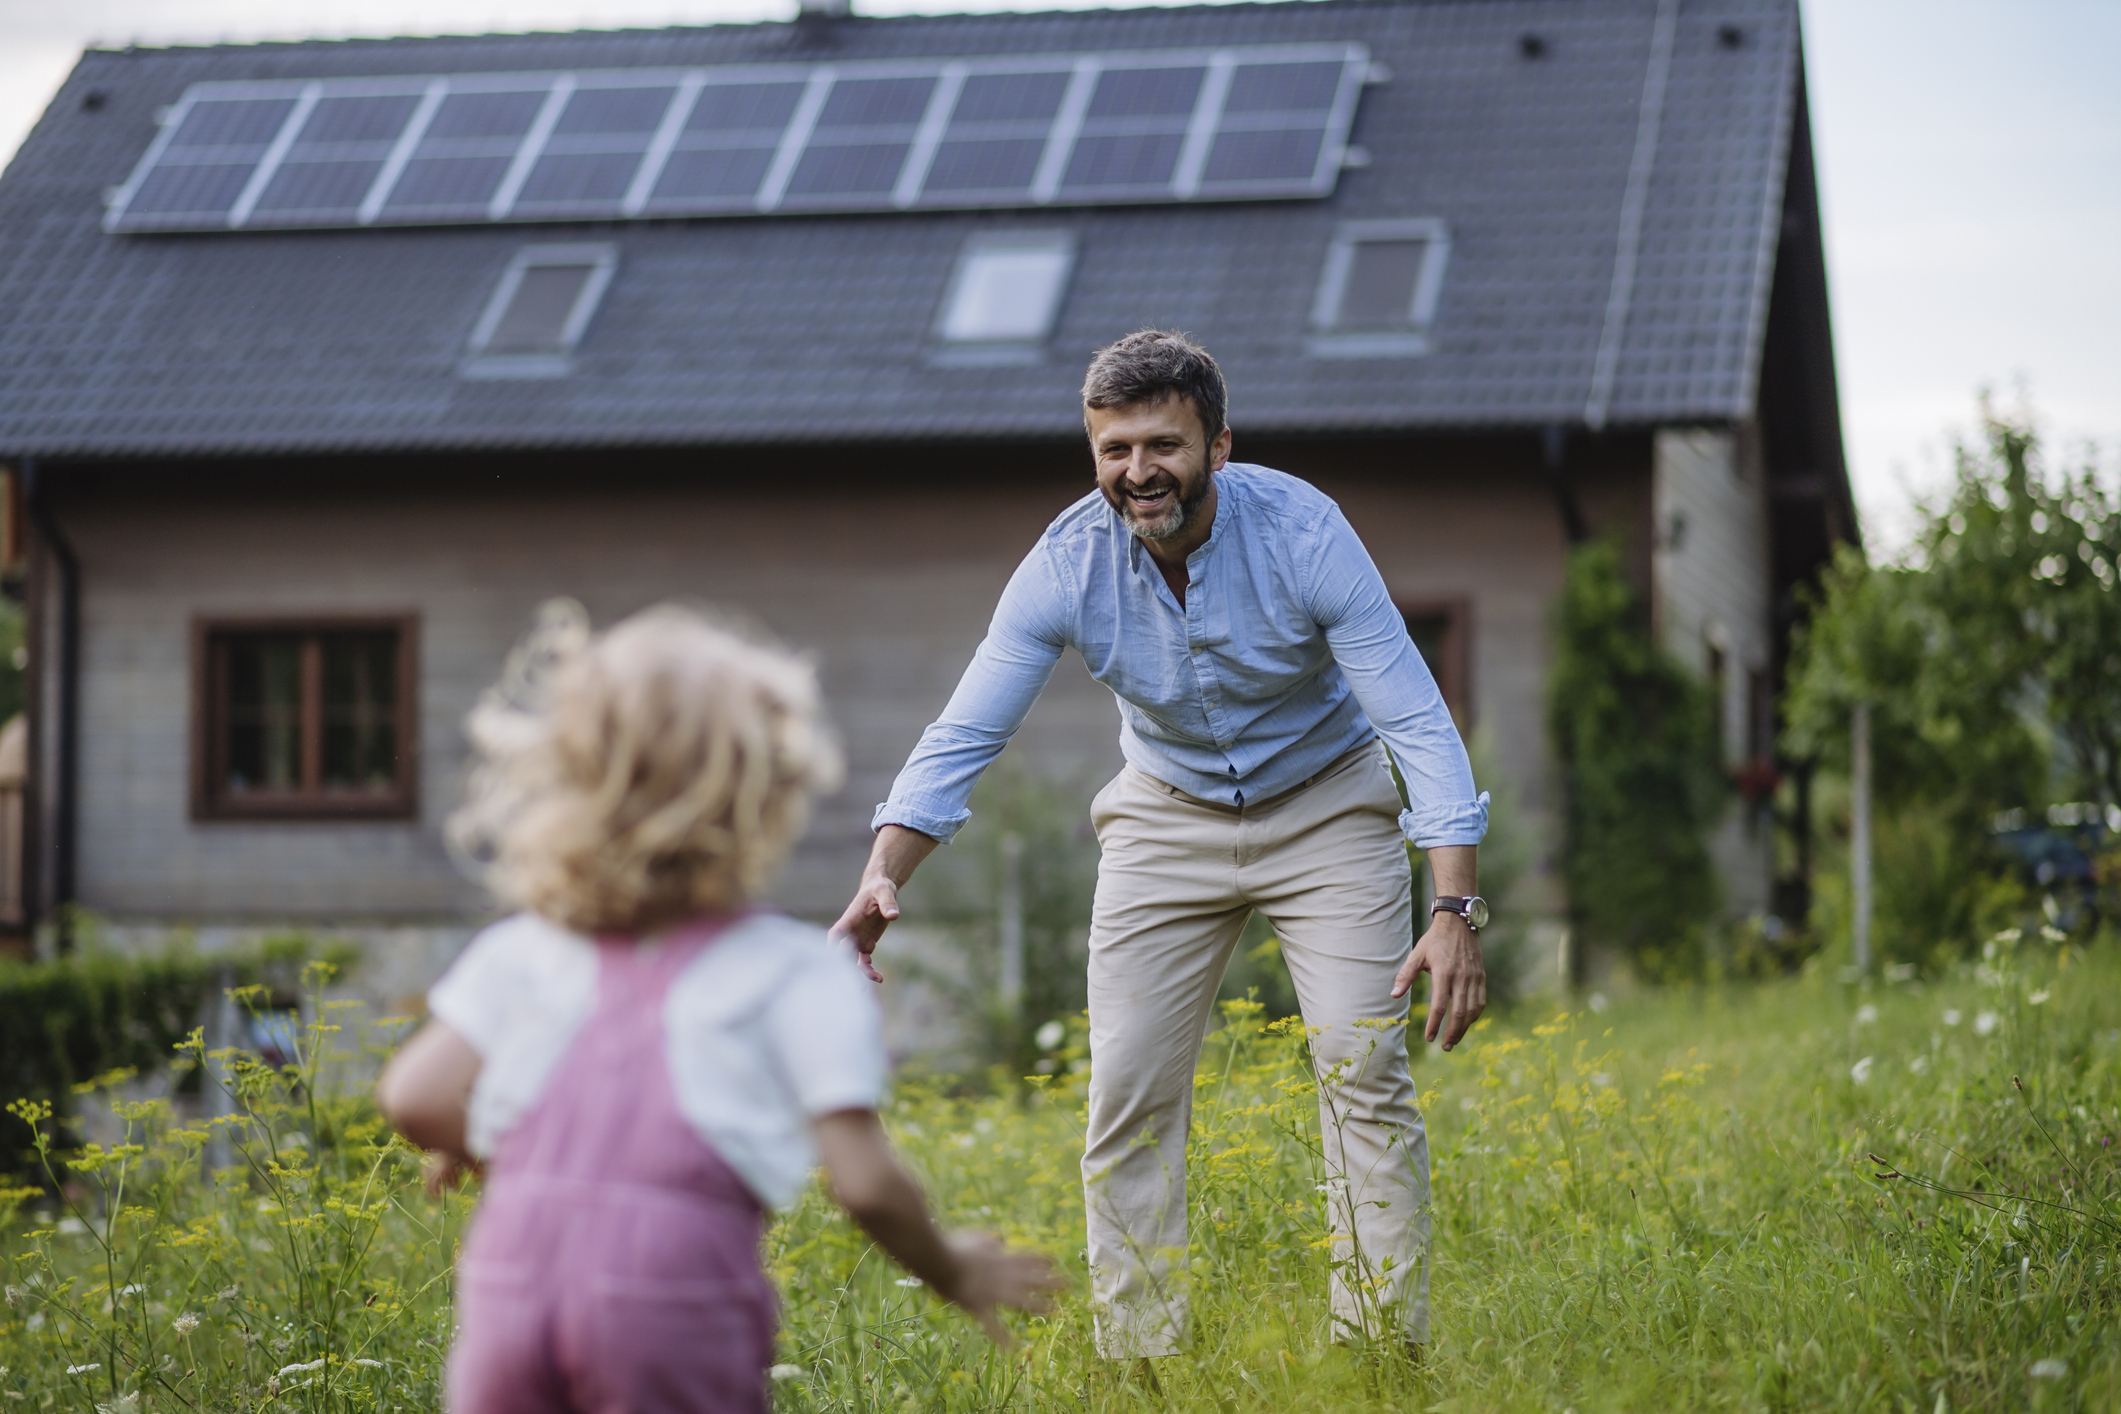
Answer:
[
  {"left": 1649, "top": 427, "right": 1774, "bottom": 916},
  {"left": 55, "top": 442, "right": 1641, "bottom": 998}
]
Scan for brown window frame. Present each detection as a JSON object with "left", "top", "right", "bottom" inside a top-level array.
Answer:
[
  {"left": 191, "top": 615, "right": 419, "bottom": 822},
  {"left": 1397, "top": 597, "right": 1472, "bottom": 726}
]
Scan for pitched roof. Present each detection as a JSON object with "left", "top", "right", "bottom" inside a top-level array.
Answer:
[{"left": 0, "top": 0, "right": 1809, "bottom": 458}]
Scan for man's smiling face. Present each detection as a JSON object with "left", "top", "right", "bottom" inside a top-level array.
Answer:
[{"left": 1086, "top": 394, "right": 1233, "bottom": 544}]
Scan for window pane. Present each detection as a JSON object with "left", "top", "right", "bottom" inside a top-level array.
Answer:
[
  {"left": 1336, "top": 239, "right": 1428, "bottom": 330},
  {"left": 486, "top": 264, "right": 597, "bottom": 353},
  {"left": 225, "top": 635, "right": 303, "bottom": 794},
  {"left": 321, "top": 632, "right": 399, "bottom": 792},
  {"left": 942, "top": 243, "right": 1072, "bottom": 342}
]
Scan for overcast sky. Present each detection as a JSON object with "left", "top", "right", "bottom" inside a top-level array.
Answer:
[{"left": 1, "top": 0, "right": 2113, "bottom": 554}]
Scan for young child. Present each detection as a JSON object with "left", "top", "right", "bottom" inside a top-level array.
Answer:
[{"left": 377, "top": 603, "right": 1060, "bottom": 1414}]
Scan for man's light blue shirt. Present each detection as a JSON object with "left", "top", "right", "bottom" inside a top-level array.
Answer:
[{"left": 874, "top": 464, "right": 1489, "bottom": 849}]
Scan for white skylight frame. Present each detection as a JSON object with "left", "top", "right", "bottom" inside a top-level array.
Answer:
[
  {"left": 461, "top": 242, "right": 618, "bottom": 379},
  {"left": 932, "top": 230, "right": 1077, "bottom": 365},
  {"left": 104, "top": 42, "right": 1372, "bottom": 234},
  {"left": 1307, "top": 218, "right": 1452, "bottom": 359}
]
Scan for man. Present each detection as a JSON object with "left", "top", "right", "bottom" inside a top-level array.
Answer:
[{"left": 832, "top": 329, "right": 1488, "bottom": 1357}]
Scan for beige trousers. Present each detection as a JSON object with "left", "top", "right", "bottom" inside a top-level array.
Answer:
[{"left": 1083, "top": 741, "right": 1431, "bottom": 1357}]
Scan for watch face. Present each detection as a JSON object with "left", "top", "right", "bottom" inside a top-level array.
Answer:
[{"left": 1467, "top": 896, "right": 1491, "bottom": 930}]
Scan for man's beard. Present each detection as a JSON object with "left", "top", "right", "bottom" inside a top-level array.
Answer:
[{"left": 1110, "top": 461, "right": 1213, "bottom": 542}]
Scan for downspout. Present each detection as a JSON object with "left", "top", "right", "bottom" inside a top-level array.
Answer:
[
  {"left": 22, "top": 459, "right": 78, "bottom": 948},
  {"left": 1543, "top": 424, "right": 1589, "bottom": 545}
]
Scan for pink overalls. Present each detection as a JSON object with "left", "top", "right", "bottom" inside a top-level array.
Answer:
[{"left": 447, "top": 920, "right": 778, "bottom": 1414}]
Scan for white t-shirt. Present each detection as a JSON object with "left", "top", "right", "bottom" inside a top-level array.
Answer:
[{"left": 426, "top": 910, "right": 888, "bottom": 1210}]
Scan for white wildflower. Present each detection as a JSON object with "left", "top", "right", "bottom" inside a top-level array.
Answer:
[
  {"left": 1587, "top": 992, "right": 1610, "bottom": 1014},
  {"left": 1855, "top": 1005, "right": 1878, "bottom": 1025},
  {"left": 894, "top": 1276, "right": 922, "bottom": 1287},
  {"left": 25, "top": 1313, "right": 44, "bottom": 1332},
  {"left": 172, "top": 1312, "right": 201, "bottom": 1335},
  {"left": 353, "top": 1359, "right": 384, "bottom": 1369},
  {"left": 2039, "top": 926, "right": 2065, "bottom": 944},
  {"left": 2030, "top": 1358, "right": 2067, "bottom": 1379},
  {"left": 276, "top": 1359, "right": 326, "bottom": 1377},
  {"left": 1974, "top": 1011, "right": 2000, "bottom": 1037},
  {"left": 1850, "top": 1057, "right": 1875, "bottom": 1084},
  {"left": 94, "top": 1395, "right": 140, "bottom": 1414},
  {"left": 1909, "top": 1055, "right": 1930, "bottom": 1075},
  {"left": 214, "top": 1286, "right": 240, "bottom": 1301},
  {"left": 1034, "top": 1020, "right": 1066, "bottom": 1051},
  {"left": 3, "top": 1285, "right": 20, "bottom": 1309},
  {"left": 66, "top": 1364, "right": 101, "bottom": 1375},
  {"left": 117, "top": 1284, "right": 144, "bottom": 1297},
  {"left": 2028, "top": 990, "right": 2050, "bottom": 1006},
  {"left": 1590, "top": 1072, "right": 1614, "bottom": 1087},
  {"left": 1942, "top": 1009, "right": 1962, "bottom": 1026},
  {"left": 769, "top": 1364, "right": 807, "bottom": 1383},
  {"left": 56, "top": 1217, "right": 87, "bottom": 1235}
]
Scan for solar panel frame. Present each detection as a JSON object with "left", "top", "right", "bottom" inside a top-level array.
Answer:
[{"left": 104, "top": 42, "right": 1370, "bottom": 234}]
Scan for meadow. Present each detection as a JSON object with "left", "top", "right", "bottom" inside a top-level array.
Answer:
[{"left": 2, "top": 931, "right": 2116, "bottom": 1413}]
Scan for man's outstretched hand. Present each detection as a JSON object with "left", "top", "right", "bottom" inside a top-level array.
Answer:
[
  {"left": 829, "top": 875, "right": 900, "bottom": 983},
  {"left": 1393, "top": 912, "right": 1486, "bottom": 1050},
  {"left": 828, "top": 824, "right": 940, "bottom": 984}
]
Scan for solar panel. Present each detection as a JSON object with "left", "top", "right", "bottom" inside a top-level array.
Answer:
[{"left": 105, "top": 43, "right": 1370, "bottom": 233}]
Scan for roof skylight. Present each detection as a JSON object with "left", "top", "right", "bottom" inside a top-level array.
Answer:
[
  {"left": 462, "top": 243, "right": 616, "bottom": 378},
  {"left": 105, "top": 43, "right": 1370, "bottom": 233},
  {"left": 934, "top": 231, "right": 1075, "bottom": 362},
  {"left": 1308, "top": 219, "right": 1450, "bottom": 358}
]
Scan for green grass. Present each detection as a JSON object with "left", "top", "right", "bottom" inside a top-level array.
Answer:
[{"left": 4, "top": 936, "right": 2118, "bottom": 1412}]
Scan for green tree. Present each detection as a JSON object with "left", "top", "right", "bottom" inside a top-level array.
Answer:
[
  {"left": 1783, "top": 409, "right": 2121, "bottom": 960},
  {"left": 1548, "top": 541, "right": 1727, "bottom": 980}
]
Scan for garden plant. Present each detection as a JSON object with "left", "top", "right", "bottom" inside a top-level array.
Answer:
[{"left": 3, "top": 930, "right": 2117, "bottom": 1412}]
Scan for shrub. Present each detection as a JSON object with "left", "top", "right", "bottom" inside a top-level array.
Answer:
[
  {"left": 1548, "top": 541, "right": 1727, "bottom": 980},
  {"left": 0, "top": 950, "right": 239, "bottom": 1183}
]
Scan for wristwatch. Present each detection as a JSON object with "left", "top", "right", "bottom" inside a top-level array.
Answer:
[{"left": 1429, "top": 895, "right": 1490, "bottom": 931}]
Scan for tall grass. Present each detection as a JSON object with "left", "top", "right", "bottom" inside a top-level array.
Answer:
[{"left": 4, "top": 937, "right": 2117, "bottom": 1412}]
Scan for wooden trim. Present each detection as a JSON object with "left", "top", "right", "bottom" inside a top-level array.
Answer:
[
  {"left": 1397, "top": 596, "right": 1472, "bottom": 727},
  {"left": 191, "top": 614, "right": 420, "bottom": 823}
]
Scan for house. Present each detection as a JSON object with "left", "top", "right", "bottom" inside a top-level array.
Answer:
[{"left": 0, "top": 0, "right": 1853, "bottom": 992}]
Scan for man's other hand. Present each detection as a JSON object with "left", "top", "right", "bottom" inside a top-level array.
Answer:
[
  {"left": 829, "top": 824, "right": 941, "bottom": 984},
  {"left": 1392, "top": 912, "right": 1486, "bottom": 1051},
  {"left": 829, "top": 876, "right": 900, "bottom": 983}
]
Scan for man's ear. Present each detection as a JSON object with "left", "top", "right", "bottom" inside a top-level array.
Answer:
[{"left": 1208, "top": 425, "right": 1233, "bottom": 473}]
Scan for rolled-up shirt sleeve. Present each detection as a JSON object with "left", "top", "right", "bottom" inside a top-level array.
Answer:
[
  {"left": 1307, "top": 507, "right": 1489, "bottom": 848},
  {"left": 872, "top": 543, "right": 1070, "bottom": 843}
]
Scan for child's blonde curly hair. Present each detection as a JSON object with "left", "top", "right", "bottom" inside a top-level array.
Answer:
[{"left": 450, "top": 600, "right": 844, "bottom": 937}]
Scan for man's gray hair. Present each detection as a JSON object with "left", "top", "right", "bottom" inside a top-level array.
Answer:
[{"left": 1081, "top": 329, "right": 1229, "bottom": 439}]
